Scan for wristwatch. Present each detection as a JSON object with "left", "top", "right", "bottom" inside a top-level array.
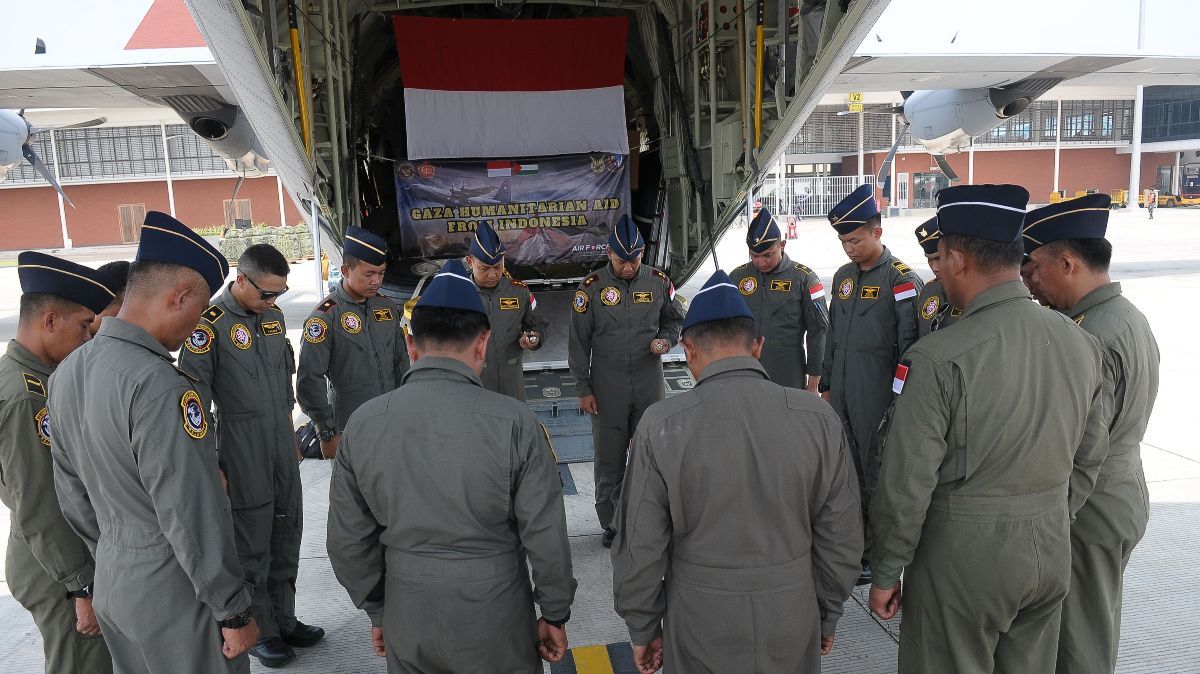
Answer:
[
  {"left": 319, "top": 428, "right": 337, "bottom": 442},
  {"left": 542, "top": 610, "right": 570, "bottom": 629},
  {"left": 218, "top": 608, "right": 254, "bottom": 629},
  {"left": 66, "top": 585, "right": 93, "bottom": 599}
]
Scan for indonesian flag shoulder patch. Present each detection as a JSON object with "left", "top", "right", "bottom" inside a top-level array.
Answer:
[
  {"left": 809, "top": 283, "right": 826, "bottom": 301},
  {"left": 893, "top": 281, "right": 918, "bottom": 302},
  {"left": 892, "top": 362, "right": 910, "bottom": 395}
]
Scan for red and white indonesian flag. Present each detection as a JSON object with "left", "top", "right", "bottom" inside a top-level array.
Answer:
[
  {"left": 809, "top": 283, "right": 825, "bottom": 301},
  {"left": 893, "top": 282, "right": 918, "bottom": 301},
  {"left": 892, "top": 364, "right": 909, "bottom": 395},
  {"left": 393, "top": 17, "right": 630, "bottom": 160}
]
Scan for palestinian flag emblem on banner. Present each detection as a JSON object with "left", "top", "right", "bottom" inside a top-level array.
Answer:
[{"left": 486, "top": 161, "right": 539, "bottom": 177}]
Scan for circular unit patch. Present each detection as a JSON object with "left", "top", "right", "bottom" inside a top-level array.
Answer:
[
  {"left": 837, "top": 278, "right": 855, "bottom": 300},
  {"left": 921, "top": 295, "right": 942, "bottom": 320},
  {"left": 304, "top": 317, "right": 328, "bottom": 344},
  {"left": 600, "top": 287, "right": 622, "bottom": 306},
  {"left": 35, "top": 408, "right": 51, "bottom": 446},
  {"left": 180, "top": 390, "right": 208, "bottom": 439},
  {"left": 185, "top": 324, "right": 215, "bottom": 354},
  {"left": 341, "top": 311, "right": 363, "bottom": 334},
  {"left": 230, "top": 323, "right": 253, "bottom": 350},
  {"left": 573, "top": 291, "right": 589, "bottom": 313},
  {"left": 738, "top": 277, "right": 758, "bottom": 296}
]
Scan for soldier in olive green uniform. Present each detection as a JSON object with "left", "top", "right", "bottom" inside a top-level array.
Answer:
[
  {"left": 913, "top": 217, "right": 962, "bottom": 338},
  {"left": 613, "top": 271, "right": 862, "bottom": 674},
  {"left": 2, "top": 252, "right": 116, "bottom": 673},
  {"left": 178, "top": 245, "right": 324, "bottom": 668},
  {"left": 1023, "top": 195, "right": 1160, "bottom": 674},
  {"left": 730, "top": 208, "right": 828, "bottom": 390},
  {"left": 329, "top": 259, "right": 576, "bottom": 672},
  {"left": 49, "top": 213, "right": 259, "bottom": 673},
  {"left": 869, "top": 186, "right": 1108, "bottom": 674},
  {"left": 820, "top": 184, "right": 922, "bottom": 582},
  {"left": 466, "top": 222, "right": 547, "bottom": 400},
  {"left": 569, "top": 216, "right": 685, "bottom": 546},
  {"left": 297, "top": 227, "right": 408, "bottom": 457}
]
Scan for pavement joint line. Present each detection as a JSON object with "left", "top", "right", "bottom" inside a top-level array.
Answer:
[
  {"left": 850, "top": 592, "right": 900, "bottom": 645},
  {"left": 1141, "top": 442, "right": 1200, "bottom": 465}
]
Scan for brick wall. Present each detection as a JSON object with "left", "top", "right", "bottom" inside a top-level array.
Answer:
[{"left": 0, "top": 176, "right": 301, "bottom": 250}]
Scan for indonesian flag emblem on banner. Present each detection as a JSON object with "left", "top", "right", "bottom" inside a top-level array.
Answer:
[
  {"left": 892, "top": 363, "right": 910, "bottom": 395},
  {"left": 393, "top": 17, "right": 630, "bottom": 160},
  {"left": 893, "top": 282, "right": 918, "bottom": 301}
]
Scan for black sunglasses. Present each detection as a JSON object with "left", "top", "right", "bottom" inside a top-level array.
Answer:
[{"left": 244, "top": 274, "right": 289, "bottom": 300}]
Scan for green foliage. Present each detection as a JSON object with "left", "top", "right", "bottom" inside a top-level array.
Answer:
[{"left": 218, "top": 224, "right": 314, "bottom": 263}]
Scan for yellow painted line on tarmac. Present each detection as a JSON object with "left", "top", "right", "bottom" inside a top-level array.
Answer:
[{"left": 571, "top": 644, "right": 616, "bottom": 674}]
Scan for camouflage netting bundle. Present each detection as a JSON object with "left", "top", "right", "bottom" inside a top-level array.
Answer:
[{"left": 218, "top": 225, "right": 314, "bottom": 265}]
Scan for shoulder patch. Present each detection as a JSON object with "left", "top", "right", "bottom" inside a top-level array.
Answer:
[
  {"left": 304, "top": 317, "right": 329, "bottom": 343},
  {"left": 582, "top": 274, "right": 599, "bottom": 288},
  {"left": 22, "top": 373, "right": 46, "bottom": 397},
  {"left": 316, "top": 298, "right": 337, "bottom": 313},
  {"left": 185, "top": 324, "right": 216, "bottom": 354},
  {"left": 573, "top": 290, "right": 589, "bottom": 313},
  {"left": 180, "top": 390, "right": 208, "bottom": 439},
  {"left": 891, "top": 260, "right": 913, "bottom": 276},
  {"left": 202, "top": 305, "right": 224, "bottom": 324},
  {"left": 892, "top": 361, "right": 911, "bottom": 395},
  {"left": 34, "top": 407, "right": 51, "bottom": 446}
]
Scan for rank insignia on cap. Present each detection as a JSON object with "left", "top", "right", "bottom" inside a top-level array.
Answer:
[
  {"left": 892, "top": 362, "right": 910, "bottom": 395},
  {"left": 231, "top": 323, "right": 253, "bottom": 350},
  {"left": 22, "top": 373, "right": 45, "bottom": 397},
  {"left": 34, "top": 408, "right": 51, "bottom": 446},
  {"left": 861, "top": 286, "right": 880, "bottom": 300},
  {"left": 893, "top": 282, "right": 918, "bottom": 301},
  {"left": 499, "top": 297, "right": 520, "bottom": 310},
  {"left": 373, "top": 308, "right": 394, "bottom": 322},
  {"left": 181, "top": 390, "right": 208, "bottom": 439},
  {"left": 185, "top": 324, "right": 215, "bottom": 354},
  {"left": 600, "top": 287, "right": 622, "bottom": 306},
  {"left": 262, "top": 321, "right": 283, "bottom": 336},
  {"left": 738, "top": 277, "right": 758, "bottom": 296},
  {"left": 341, "top": 312, "right": 363, "bottom": 334},
  {"left": 203, "top": 305, "right": 224, "bottom": 324},
  {"left": 809, "top": 283, "right": 826, "bottom": 301},
  {"left": 633, "top": 291, "right": 653, "bottom": 303},
  {"left": 573, "top": 290, "right": 589, "bottom": 313},
  {"left": 921, "top": 295, "right": 941, "bottom": 321},
  {"left": 770, "top": 280, "right": 792, "bottom": 292},
  {"left": 837, "top": 278, "right": 854, "bottom": 300},
  {"left": 304, "top": 317, "right": 328, "bottom": 343}
]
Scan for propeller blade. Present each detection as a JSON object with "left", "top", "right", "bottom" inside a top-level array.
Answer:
[
  {"left": 22, "top": 143, "right": 75, "bottom": 208},
  {"left": 933, "top": 154, "right": 961, "bottom": 183},
  {"left": 34, "top": 117, "right": 107, "bottom": 132},
  {"left": 876, "top": 123, "right": 907, "bottom": 186}
]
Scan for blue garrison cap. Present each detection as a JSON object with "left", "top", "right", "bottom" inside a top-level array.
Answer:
[
  {"left": 936, "top": 184, "right": 1029, "bottom": 243},
  {"left": 137, "top": 211, "right": 229, "bottom": 297},
  {"left": 18, "top": 252, "right": 118, "bottom": 314},
  {"left": 828, "top": 184, "right": 879, "bottom": 235},
  {"left": 469, "top": 221, "right": 505, "bottom": 265},
  {"left": 914, "top": 217, "right": 941, "bottom": 256},
  {"left": 344, "top": 226, "right": 388, "bottom": 266},
  {"left": 414, "top": 258, "right": 486, "bottom": 315},
  {"left": 1022, "top": 193, "right": 1111, "bottom": 254},
  {"left": 608, "top": 215, "right": 645, "bottom": 261},
  {"left": 746, "top": 208, "right": 781, "bottom": 253},
  {"left": 681, "top": 270, "right": 755, "bottom": 333}
]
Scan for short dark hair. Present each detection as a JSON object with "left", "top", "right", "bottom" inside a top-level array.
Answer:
[
  {"left": 343, "top": 254, "right": 362, "bottom": 270},
  {"left": 126, "top": 260, "right": 204, "bottom": 298},
  {"left": 19, "top": 293, "right": 76, "bottom": 323},
  {"left": 941, "top": 234, "right": 1023, "bottom": 274},
  {"left": 681, "top": 316, "right": 758, "bottom": 351},
  {"left": 410, "top": 306, "right": 490, "bottom": 351},
  {"left": 1045, "top": 238, "right": 1112, "bottom": 272},
  {"left": 97, "top": 260, "right": 131, "bottom": 299},
  {"left": 239, "top": 244, "right": 290, "bottom": 278}
]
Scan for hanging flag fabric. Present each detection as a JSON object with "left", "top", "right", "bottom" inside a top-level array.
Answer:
[{"left": 393, "top": 16, "right": 630, "bottom": 159}]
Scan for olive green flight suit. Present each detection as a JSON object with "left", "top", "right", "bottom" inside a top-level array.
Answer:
[
  {"left": 568, "top": 263, "right": 685, "bottom": 530},
  {"left": 870, "top": 281, "right": 1108, "bottom": 674},
  {"left": 914, "top": 278, "right": 962, "bottom": 339},
  {"left": 1057, "top": 282, "right": 1159, "bottom": 674},
  {"left": 477, "top": 273, "right": 547, "bottom": 401},
  {"left": 612, "top": 357, "right": 862, "bottom": 672},
  {"left": 730, "top": 254, "right": 829, "bottom": 388},
  {"left": 0, "top": 341, "right": 111, "bottom": 673},
  {"left": 177, "top": 285, "right": 303, "bottom": 642},
  {"left": 821, "top": 247, "right": 922, "bottom": 555},
  {"left": 327, "top": 357, "right": 576, "bottom": 673},
  {"left": 48, "top": 318, "right": 253, "bottom": 673},
  {"left": 297, "top": 283, "right": 409, "bottom": 434}
]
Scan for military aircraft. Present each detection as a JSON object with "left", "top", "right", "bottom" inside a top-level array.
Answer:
[
  {"left": 0, "top": 108, "right": 105, "bottom": 208},
  {"left": 405, "top": 180, "right": 512, "bottom": 208}
]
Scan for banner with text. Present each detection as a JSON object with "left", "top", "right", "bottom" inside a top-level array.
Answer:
[{"left": 395, "top": 154, "right": 630, "bottom": 265}]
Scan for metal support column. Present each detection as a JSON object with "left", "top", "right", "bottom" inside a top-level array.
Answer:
[
  {"left": 1053, "top": 99, "right": 1062, "bottom": 192},
  {"left": 857, "top": 111, "right": 864, "bottom": 180},
  {"left": 890, "top": 111, "right": 897, "bottom": 208},
  {"left": 1129, "top": 85, "right": 1144, "bottom": 209},
  {"left": 48, "top": 130, "right": 70, "bottom": 249},
  {"left": 968, "top": 143, "right": 975, "bottom": 185},
  {"left": 277, "top": 175, "right": 288, "bottom": 226},
  {"left": 310, "top": 199, "right": 323, "bottom": 294},
  {"left": 1174, "top": 151, "right": 1182, "bottom": 195},
  {"left": 161, "top": 122, "right": 177, "bottom": 218}
]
